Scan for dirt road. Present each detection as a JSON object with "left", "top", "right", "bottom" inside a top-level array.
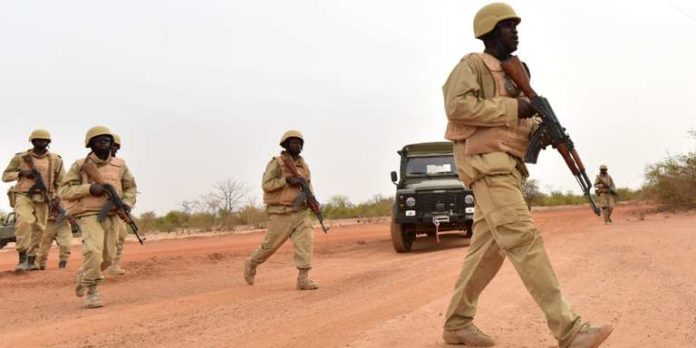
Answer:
[{"left": 1, "top": 203, "right": 694, "bottom": 348}]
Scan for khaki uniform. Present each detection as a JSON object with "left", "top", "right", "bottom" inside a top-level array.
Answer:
[
  {"left": 59, "top": 153, "right": 136, "bottom": 289},
  {"left": 2, "top": 150, "right": 64, "bottom": 256},
  {"left": 442, "top": 53, "right": 583, "bottom": 347},
  {"left": 594, "top": 174, "right": 616, "bottom": 223},
  {"left": 112, "top": 220, "right": 127, "bottom": 267},
  {"left": 36, "top": 218, "right": 73, "bottom": 268},
  {"left": 249, "top": 153, "right": 314, "bottom": 269}
]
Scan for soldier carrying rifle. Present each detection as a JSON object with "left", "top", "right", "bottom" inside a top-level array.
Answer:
[
  {"left": 439, "top": 3, "right": 612, "bottom": 347},
  {"left": 2, "top": 129, "right": 65, "bottom": 272},
  {"left": 243, "top": 130, "right": 325, "bottom": 291},
  {"left": 594, "top": 164, "right": 617, "bottom": 224}
]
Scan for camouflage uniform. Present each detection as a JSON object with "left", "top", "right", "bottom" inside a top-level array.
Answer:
[
  {"left": 441, "top": 51, "right": 586, "bottom": 347},
  {"left": 2, "top": 148, "right": 64, "bottom": 271},
  {"left": 594, "top": 169, "right": 616, "bottom": 224},
  {"left": 36, "top": 216, "right": 73, "bottom": 269},
  {"left": 244, "top": 132, "right": 318, "bottom": 290},
  {"left": 60, "top": 149, "right": 136, "bottom": 308}
]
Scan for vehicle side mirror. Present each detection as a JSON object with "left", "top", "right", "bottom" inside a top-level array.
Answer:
[{"left": 390, "top": 171, "right": 398, "bottom": 185}]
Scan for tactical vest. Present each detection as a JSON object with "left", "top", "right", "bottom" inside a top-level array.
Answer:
[
  {"left": 595, "top": 175, "right": 614, "bottom": 194},
  {"left": 263, "top": 156, "right": 310, "bottom": 206},
  {"left": 65, "top": 156, "right": 124, "bottom": 216},
  {"left": 13, "top": 152, "right": 58, "bottom": 196},
  {"left": 462, "top": 53, "right": 532, "bottom": 159}
]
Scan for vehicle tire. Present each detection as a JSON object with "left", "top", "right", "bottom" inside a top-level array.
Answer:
[
  {"left": 391, "top": 218, "right": 413, "bottom": 252},
  {"left": 464, "top": 220, "right": 473, "bottom": 238}
]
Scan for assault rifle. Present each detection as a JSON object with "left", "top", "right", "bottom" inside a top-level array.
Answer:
[
  {"left": 21, "top": 154, "right": 50, "bottom": 202},
  {"left": 501, "top": 56, "right": 601, "bottom": 216},
  {"left": 50, "top": 198, "right": 82, "bottom": 234},
  {"left": 82, "top": 159, "right": 145, "bottom": 244},
  {"left": 281, "top": 154, "right": 330, "bottom": 233}
]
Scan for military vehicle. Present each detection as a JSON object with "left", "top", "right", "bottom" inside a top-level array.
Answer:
[
  {"left": 390, "top": 142, "right": 475, "bottom": 252},
  {"left": 0, "top": 212, "right": 17, "bottom": 249}
]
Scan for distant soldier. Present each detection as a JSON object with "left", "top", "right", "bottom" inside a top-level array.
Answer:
[
  {"left": 59, "top": 126, "right": 137, "bottom": 308},
  {"left": 2, "top": 129, "right": 65, "bottom": 272},
  {"left": 243, "top": 130, "right": 318, "bottom": 290},
  {"left": 440, "top": 3, "right": 612, "bottom": 347},
  {"left": 107, "top": 133, "right": 128, "bottom": 275},
  {"left": 594, "top": 165, "right": 616, "bottom": 224},
  {"left": 35, "top": 199, "right": 73, "bottom": 270}
]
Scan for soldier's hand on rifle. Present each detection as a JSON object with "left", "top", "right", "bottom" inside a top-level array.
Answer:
[
  {"left": 286, "top": 176, "right": 303, "bottom": 186},
  {"left": 123, "top": 204, "right": 132, "bottom": 213},
  {"left": 517, "top": 98, "right": 535, "bottom": 119},
  {"left": 89, "top": 183, "right": 105, "bottom": 196},
  {"left": 18, "top": 169, "right": 35, "bottom": 179}
]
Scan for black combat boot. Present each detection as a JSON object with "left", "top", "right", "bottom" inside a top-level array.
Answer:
[
  {"left": 58, "top": 260, "right": 67, "bottom": 269},
  {"left": 15, "top": 251, "right": 30, "bottom": 272}
]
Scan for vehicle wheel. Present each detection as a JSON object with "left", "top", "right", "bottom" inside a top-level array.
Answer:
[
  {"left": 464, "top": 220, "right": 473, "bottom": 238},
  {"left": 391, "top": 218, "right": 413, "bottom": 252}
]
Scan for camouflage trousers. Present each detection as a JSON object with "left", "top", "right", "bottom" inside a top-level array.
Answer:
[
  {"left": 598, "top": 193, "right": 615, "bottom": 223},
  {"left": 250, "top": 209, "right": 314, "bottom": 269},
  {"left": 36, "top": 220, "right": 72, "bottom": 267},
  {"left": 444, "top": 169, "right": 584, "bottom": 348},
  {"left": 77, "top": 215, "right": 118, "bottom": 288},
  {"left": 13, "top": 194, "right": 48, "bottom": 256},
  {"left": 112, "top": 220, "right": 127, "bottom": 265}
]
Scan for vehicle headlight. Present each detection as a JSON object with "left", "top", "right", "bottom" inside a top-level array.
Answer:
[
  {"left": 464, "top": 195, "right": 474, "bottom": 204},
  {"left": 405, "top": 197, "right": 416, "bottom": 207}
]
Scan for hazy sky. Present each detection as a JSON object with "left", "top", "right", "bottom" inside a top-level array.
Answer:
[{"left": 0, "top": 0, "right": 694, "bottom": 215}]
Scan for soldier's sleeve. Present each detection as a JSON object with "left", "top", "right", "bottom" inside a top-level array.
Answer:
[
  {"left": 443, "top": 57, "right": 518, "bottom": 128},
  {"left": 262, "top": 158, "right": 286, "bottom": 193},
  {"left": 120, "top": 164, "right": 137, "bottom": 208},
  {"left": 2, "top": 155, "right": 21, "bottom": 183},
  {"left": 593, "top": 175, "right": 602, "bottom": 188},
  {"left": 53, "top": 156, "right": 66, "bottom": 193},
  {"left": 58, "top": 162, "right": 91, "bottom": 200}
]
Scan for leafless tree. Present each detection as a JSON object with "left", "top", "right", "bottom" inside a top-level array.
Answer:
[{"left": 211, "top": 178, "right": 249, "bottom": 216}]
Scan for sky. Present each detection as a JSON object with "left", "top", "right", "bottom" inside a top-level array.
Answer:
[{"left": 0, "top": 0, "right": 694, "bottom": 215}]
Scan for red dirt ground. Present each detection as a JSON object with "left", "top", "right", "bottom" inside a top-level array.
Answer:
[{"left": 1, "top": 203, "right": 694, "bottom": 347}]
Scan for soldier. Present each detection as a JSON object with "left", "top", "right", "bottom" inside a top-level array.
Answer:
[
  {"left": 35, "top": 199, "right": 73, "bottom": 270},
  {"left": 59, "top": 126, "right": 137, "bottom": 308},
  {"left": 440, "top": 3, "right": 612, "bottom": 348},
  {"left": 594, "top": 165, "right": 616, "bottom": 224},
  {"left": 2, "top": 129, "right": 65, "bottom": 272},
  {"left": 243, "top": 130, "right": 318, "bottom": 290},
  {"left": 107, "top": 133, "right": 128, "bottom": 275}
]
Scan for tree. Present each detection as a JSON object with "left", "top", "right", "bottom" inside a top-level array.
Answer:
[
  {"left": 522, "top": 178, "right": 541, "bottom": 210},
  {"left": 211, "top": 179, "right": 249, "bottom": 215}
]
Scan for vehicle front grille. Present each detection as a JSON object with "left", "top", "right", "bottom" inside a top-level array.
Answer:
[{"left": 416, "top": 192, "right": 462, "bottom": 212}]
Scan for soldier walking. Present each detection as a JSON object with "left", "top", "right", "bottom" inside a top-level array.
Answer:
[
  {"left": 59, "top": 126, "right": 137, "bottom": 308},
  {"left": 243, "top": 130, "right": 319, "bottom": 290},
  {"left": 440, "top": 3, "right": 612, "bottom": 347},
  {"left": 107, "top": 133, "right": 128, "bottom": 275},
  {"left": 2, "top": 129, "right": 65, "bottom": 272},
  {"left": 594, "top": 165, "right": 616, "bottom": 224},
  {"left": 35, "top": 199, "right": 73, "bottom": 270}
]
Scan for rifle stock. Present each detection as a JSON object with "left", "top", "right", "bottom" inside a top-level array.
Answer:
[
  {"left": 501, "top": 56, "right": 601, "bottom": 216},
  {"left": 82, "top": 159, "right": 145, "bottom": 244},
  {"left": 281, "top": 155, "right": 329, "bottom": 233}
]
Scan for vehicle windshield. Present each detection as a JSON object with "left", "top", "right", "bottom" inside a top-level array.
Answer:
[{"left": 405, "top": 156, "right": 457, "bottom": 176}]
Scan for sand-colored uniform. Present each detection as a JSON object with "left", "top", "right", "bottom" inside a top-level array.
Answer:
[
  {"left": 59, "top": 153, "right": 136, "bottom": 288},
  {"left": 594, "top": 174, "right": 616, "bottom": 223},
  {"left": 36, "top": 217, "right": 73, "bottom": 268},
  {"left": 112, "top": 220, "right": 127, "bottom": 266},
  {"left": 2, "top": 150, "right": 65, "bottom": 256},
  {"left": 442, "top": 52, "right": 584, "bottom": 348},
  {"left": 249, "top": 153, "right": 314, "bottom": 269}
]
